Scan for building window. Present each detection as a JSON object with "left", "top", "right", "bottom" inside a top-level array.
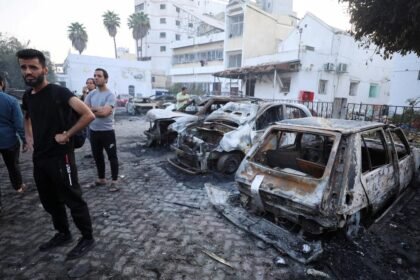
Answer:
[
  {"left": 175, "top": 34, "right": 181, "bottom": 41},
  {"left": 160, "top": 32, "right": 166, "bottom": 38},
  {"left": 128, "top": 85, "right": 135, "bottom": 96},
  {"left": 228, "top": 53, "right": 242, "bottom": 68},
  {"left": 135, "top": 3, "right": 144, "bottom": 12},
  {"left": 188, "top": 22, "right": 193, "bottom": 28},
  {"left": 318, "top": 79, "right": 328, "bottom": 95},
  {"left": 369, "top": 83, "right": 379, "bottom": 98},
  {"left": 176, "top": 7, "right": 180, "bottom": 13},
  {"left": 152, "top": 76, "right": 156, "bottom": 83},
  {"left": 160, "top": 18, "right": 166, "bottom": 24},
  {"left": 176, "top": 20, "right": 180, "bottom": 26},
  {"left": 418, "top": 70, "right": 420, "bottom": 80},
  {"left": 349, "top": 81, "right": 359, "bottom": 96},
  {"left": 229, "top": 14, "right": 244, "bottom": 37},
  {"left": 280, "top": 77, "right": 291, "bottom": 92},
  {"left": 160, "top": 4, "right": 166, "bottom": 9},
  {"left": 160, "top": 46, "right": 166, "bottom": 52}
]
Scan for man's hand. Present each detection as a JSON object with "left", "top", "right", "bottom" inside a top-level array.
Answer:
[
  {"left": 22, "top": 143, "right": 31, "bottom": 152},
  {"left": 24, "top": 136, "right": 34, "bottom": 152},
  {"left": 55, "top": 131, "right": 70, "bottom": 145}
]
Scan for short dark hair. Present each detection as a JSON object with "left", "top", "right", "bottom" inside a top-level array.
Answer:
[
  {"left": 86, "top": 78, "right": 96, "bottom": 85},
  {"left": 95, "top": 68, "right": 108, "bottom": 79},
  {"left": 181, "top": 87, "right": 187, "bottom": 91},
  {"left": 0, "top": 73, "right": 5, "bottom": 91},
  {"left": 16, "top": 48, "right": 47, "bottom": 67}
]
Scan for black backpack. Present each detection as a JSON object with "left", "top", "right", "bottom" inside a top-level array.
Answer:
[{"left": 51, "top": 89, "right": 87, "bottom": 149}]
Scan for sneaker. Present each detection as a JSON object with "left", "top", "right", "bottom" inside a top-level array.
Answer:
[
  {"left": 39, "top": 232, "right": 73, "bottom": 252},
  {"left": 108, "top": 182, "right": 120, "bottom": 192},
  {"left": 66, "top": 237, "right": 95, "bottom": 260}
]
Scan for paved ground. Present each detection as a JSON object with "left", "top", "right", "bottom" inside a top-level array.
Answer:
[{"left": 0, "top": 112, "right": 419, "bottom": 280}]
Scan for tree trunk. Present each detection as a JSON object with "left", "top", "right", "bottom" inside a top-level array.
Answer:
[
  {"left": 136, "top": 39, "right": 140, "bottom": 61},
  {"left": 140, "top": 38, "right": 143, "bottom": 59},
  {"left": 113, "top": 36, "right": 117, "bottom": 59}
]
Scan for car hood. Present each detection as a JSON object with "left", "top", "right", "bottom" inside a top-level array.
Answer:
[
  {"left": 169, "top": 115, "right": 200, "bottom": 133},
  {"left": 205, "top": 102, "right": 258, "bottom": 126},
  {"left": 146, "top": 109, "right": 192, "bottom": 122}
]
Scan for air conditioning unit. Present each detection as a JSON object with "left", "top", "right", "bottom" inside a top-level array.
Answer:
[
  {"left": 289, "top": 63, "right": 299, "bottom": 71},
  {"left": 323, "top": 63, "right": 335, "bottom": 72},
  {"left": 337, "top": 63, "right": 348, "bottom": 73}
]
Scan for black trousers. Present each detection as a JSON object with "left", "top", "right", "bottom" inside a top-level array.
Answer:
[
  {"left": 0, "top": 142, "right": 23, "bottom": 206},
  {"left": 33, "top": 152, "right": 93, "bottom": 239},
  {"left": 90, "top": 129, "right": 119, "bottom": 181}
]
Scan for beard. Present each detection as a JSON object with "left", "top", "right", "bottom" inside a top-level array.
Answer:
[{"left": 24, "top": 74, "right": 45, "bottom": 87}]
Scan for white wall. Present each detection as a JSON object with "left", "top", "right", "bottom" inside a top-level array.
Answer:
[
  {"left": 389, "top": 53, "right": 420, "bottom": 106},
  {"left": 62, "top": 54, "right": 152, "bottom": 96}
]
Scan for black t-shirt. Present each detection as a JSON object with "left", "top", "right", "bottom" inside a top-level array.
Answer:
[{"left": 22, "top": 84, "right": 75, "bottom": 159}]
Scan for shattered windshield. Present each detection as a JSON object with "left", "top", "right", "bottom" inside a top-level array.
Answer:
[{"left": 252, "top": 129, "right": 336, "bottom": 178}]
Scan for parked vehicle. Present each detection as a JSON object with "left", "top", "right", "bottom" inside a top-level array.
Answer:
[
  {"left": 168, "top": 102, "right": 312, "bottom": 174},
  {"left": 126, "top": 94, "right": 177, "bottom": 115},
  {"left": 116, "top": 94, "right": 130, "bottom": 107},
  {"left": 235, "top": 118, "right": 420, "bottom": 238},
  {"left": 144, "top": 96, "right": 257, "bottom": 146}
]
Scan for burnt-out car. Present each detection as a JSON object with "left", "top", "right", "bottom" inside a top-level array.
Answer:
[
  {"left": 144, "top": 96, "right": 256, "bottom": 146},
  {"left": 168, "top": 102, "right": 312, "bottom": 174},
  {"left": 235, "top": 118, "right": 420, "bottom": 237}
]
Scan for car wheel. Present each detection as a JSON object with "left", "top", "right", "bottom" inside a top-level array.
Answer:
[
  {"left": 216, "top": 153, "right": 242, "bottom": 174},
  {"left": 345, "top": 211, "right": 362, "bottom": 240}
]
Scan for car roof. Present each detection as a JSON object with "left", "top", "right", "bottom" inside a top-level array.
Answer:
[
  {"left": 257, "top": 102, "right": 312, "bottom": 115},
  {"left": 275, "top": 117, "right": 385, "bottom": 134}
]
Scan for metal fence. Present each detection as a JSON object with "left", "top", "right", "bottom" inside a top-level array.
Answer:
[{"left": 264, "top": 98, "right": 420, "bottom": 144}]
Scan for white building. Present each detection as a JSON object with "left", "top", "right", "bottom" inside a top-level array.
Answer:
[
  {"left": 168, "top": 0, "right": 296, "bottom": 95},
  {"left": 170, "top": 32, "right": 230, "bottom": 94},
  {"left": 56, "top": 54, "right": 152, "bottom": 97},
  {"left": 133, "top": 0, "right": 228, "bottom": 88},
  {"left": 215, "top": 13, "right": 392, "bottom": 104},
  {"left": 389, "top": 53, "right": 420, "bottom": 106}
]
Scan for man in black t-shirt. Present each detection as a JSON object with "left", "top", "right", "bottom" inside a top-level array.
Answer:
[{"left": 17, "top": 49, "right": 96, "bottom": 260}]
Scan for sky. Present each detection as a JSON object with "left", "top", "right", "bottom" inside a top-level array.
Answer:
[{"left": 0, "top": 0, "right": 351, "bottom": 64}]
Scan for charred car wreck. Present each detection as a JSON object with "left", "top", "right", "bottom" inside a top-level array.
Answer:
[
  {"left": 235, "top": 118, "right": 420, "bottom": 238},
  {"left": 168, "top": 102, "right": 312, "bottom": 174},
  {"left": 144, "top": 96, "right": 255, "bottom": 146}
]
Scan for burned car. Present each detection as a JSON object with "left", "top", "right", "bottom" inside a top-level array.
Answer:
[
  {"left": 235, "top": 118, "right": 420, "bottom": 237},
  {"left": 168, "top": 102, "right": 312, "bottom": 174},
  {"left": 144, "top": 96, "right": 256, "bottom": 146}
]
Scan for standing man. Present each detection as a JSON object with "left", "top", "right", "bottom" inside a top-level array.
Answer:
[
  {"left": 0, "top": 74, "right": 27, "bottom": 212},
  {"left": 84, "top": 68, "right": 119, "bottom": 192},
  {"left": 176, "top": 87, "right": 191, "bottom": 111},
  {"left": 17, "top": 49, "right": 95, "bottom": 260}
]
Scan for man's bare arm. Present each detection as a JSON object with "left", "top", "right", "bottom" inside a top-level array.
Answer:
[
  {"left": 23, "top": 113, "right": 33, "bottom": 151},
  {"left": 91, "top": 105, "right": 113, "bottom": 118},
  {"left": 55, "top": 97, "right": 95, "bottom": 144}
]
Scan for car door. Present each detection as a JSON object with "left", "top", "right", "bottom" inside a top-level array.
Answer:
[
  {"left": 386, "top": 127, "right": 414, "bottom": 192},
  {"left": 359, "top": 128, "right": 398, "bottom": 211},
  {"left": 253, "top": 105, "right": 284, "bottom": 142}
]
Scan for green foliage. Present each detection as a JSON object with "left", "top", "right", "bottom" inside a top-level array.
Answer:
[
  {"left": 0, "top": 33, "right": 55, "bottom": 89},
  {"left": 339, "top": 0, "right": 420, "bottom": 58},
  {"left": 127, "top": 12, "right": 150, "bottom": 60},
  {"left": 68, "top": 22, "right": 88, "bottom": 54},
  {"left": 103, "top": 10, "right": 120, "bottom": 58}
]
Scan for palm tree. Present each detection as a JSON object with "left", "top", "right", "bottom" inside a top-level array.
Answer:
[
  {"left": 67, "top": 22, "right": 88, "bottom": 54},
  {"left": 127, "top": 12, "right": 150, "bottom": 60},
  {"left": 102, "top": 10, "right": 121, "bottom": 58}
]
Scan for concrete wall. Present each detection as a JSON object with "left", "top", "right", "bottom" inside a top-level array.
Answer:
[
  {"left": 389, "top": 53, "right": 420, "bottom": 106},
  {"left": 62, "top": 54, "right": 152, "bottom": 97}
]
